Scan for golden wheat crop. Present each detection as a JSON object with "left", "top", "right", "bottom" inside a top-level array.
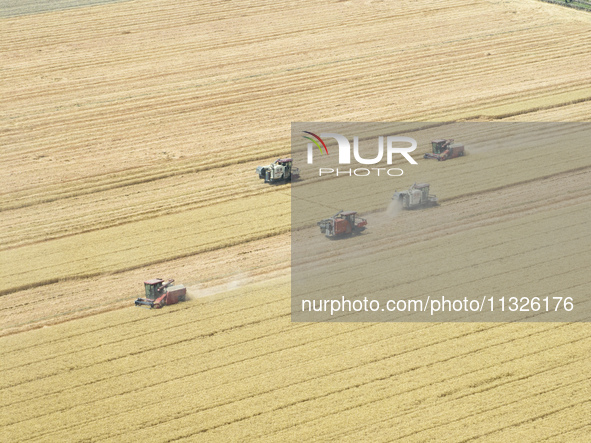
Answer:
[{"left": 1, "top": 0, "right": 591, "bottom": 441}]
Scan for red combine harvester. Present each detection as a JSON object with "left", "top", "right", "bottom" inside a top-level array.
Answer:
[
  {"left": 135, "top": 278, "right": 186, "bottom": 309},
  {"left": 318, "top": 210, "right": 367, "bottom": 238},
  {"left": 424, "top": 139, "right": 465, "bottom": 161}
]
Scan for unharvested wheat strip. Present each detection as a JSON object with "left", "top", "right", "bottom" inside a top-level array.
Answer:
[
  {"left": 404, "top": 378, "right": 590, "bottom": 442},
  {"left": 0, "top": 278, "right": 290, "bottom": 361},
  {"left": 0, "top": 307, "right": 297, "bottom": 397},
  {"left": 505, "top": 99, "right": 591, "bottom": 121},
  {"left": 1, "top": 0, "right": 591, "bottom": 441},
  {"left": 476, "top": 400, "right": 591, "bottom": 443},
  {"left": 294, "top": 145, "right": 591, "bottom": 227},
  {"left": 538, "top": 423, "right": 591, "bottom": 442},
  {"left": 38, "top": 320, "right": 584, "bottom": 438},
  {"left": 95, "top": 327, "right": 590, "bottom": 442},
  {"left": 0, "top": 236, "right": 291, "bottom": 334},
  {"left": 0, "top": 162, "right": 279, "bottom": 249},
  {"left": 0, "top": 193, "right": 290, "bottom": 294},
  {"left": 3, "top": 135, "right": 588, "bottom": 251},
  {"left": 0, "top": 300, "right": 291, "bottom": 388},
  {"left": 260, "top": 335, "right": 591, "bottom": 443},
  {"left": 296, "top": 202, "right": 590, "bottom": 306}
]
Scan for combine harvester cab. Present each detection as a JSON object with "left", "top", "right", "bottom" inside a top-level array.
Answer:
[
  {"left": 256, "top": 158, "right": 299, "bottom": 184},
  {"left": 424, "top": 139, "right": 464, "bottom": 161},
  {"left": 318, "top": 210, "right": 367, "bottom": 238},
  {"left": 392, "top": 183, "right": 438, "bottom": 209},
  {"left": 135, "top": 278, "right": 186, "bottom": 309}
]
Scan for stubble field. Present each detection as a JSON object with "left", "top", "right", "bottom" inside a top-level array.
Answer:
[{"left": 1, "top": 0, "right": 590, "bottom": 441}]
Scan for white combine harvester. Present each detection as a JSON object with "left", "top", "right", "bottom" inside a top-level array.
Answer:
[
  {"left": 392, "top": 183, "right": 438, "bottom": 209},
  {"left": 256, "top": 158, "right": 299, "bottom": 184}
]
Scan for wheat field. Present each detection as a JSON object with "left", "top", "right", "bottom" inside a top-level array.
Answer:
[{"left": 1, "top": 0, "right": 590, "bottom": 441}]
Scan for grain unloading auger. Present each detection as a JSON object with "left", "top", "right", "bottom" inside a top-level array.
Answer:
[
  {"left": 135, "top": 278, "right": 186, "bottom": 309},
  {"left": 318, "top": 210, "right": 367, "bottom": 238}
]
